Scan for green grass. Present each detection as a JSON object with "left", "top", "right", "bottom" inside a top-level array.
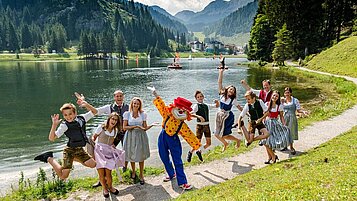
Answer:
[
  {"left": 0, "top": 53, "right": 81, "bottom": 61},
  {"left": 176, "top": 126, "right": 357, "bottom": 200},
  {"left": 280, "top": 67, "right": 357, "bottom": 130},
  {"left": 306, "top": 36, "right": 357, "bottom": 78}
]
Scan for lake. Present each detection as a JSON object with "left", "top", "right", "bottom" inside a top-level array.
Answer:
[{"left": 0, "top": 57, "right": 300, "bottom": 194}]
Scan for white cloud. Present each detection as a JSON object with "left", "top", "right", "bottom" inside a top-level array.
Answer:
[{"left": 134, "top": 0, "right": 214, "bottom": 15}]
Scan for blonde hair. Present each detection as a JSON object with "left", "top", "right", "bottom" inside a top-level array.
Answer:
[
  {"left": 244, "top": 90, "right": 257, "bottom": 99},
  {"left": 113, "top": 90, "right": 123, "bottom": 96},
  {"left": 129, "top": 97, "right": 143, "bottom": 113},
  {"left": 60, "top": 103, "right": 76, "bottom": 113}
]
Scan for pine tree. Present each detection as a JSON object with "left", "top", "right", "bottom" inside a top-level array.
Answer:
[
  {"left": 21, "top": 24, "right": 32, "bottom": 48},
  {"left": 272, "top": 24, "right": 294, "bottom": 66},
  {"left": 247, "top": 14, "right": 275, "bottom": 62}
]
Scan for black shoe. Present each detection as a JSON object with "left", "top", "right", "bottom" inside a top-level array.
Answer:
[
  {"left": 264, "top": 158, "right": 272, "bottom": 164},
  {"left": 103, "top": 191, "right": 109, "bottom": 198},
  {"left": 246, "top": 142, "right": 252, "bottom": 147},
  {"left": 34, "top": 151, "right": 53, "bottom": 163},
  {"left": 273, "top": 155, "right": 279, "bottom": 163},
  {"left": 291, "top": 148, "right": 296, "bottom": 155},
  {"left": 140, "top": 179, "right": 145, "bottom": 185},
  {"left": 280, "top": 147, "right": 288, "bottom": 151},
  {"left": 122, "top": 167, "right": 127, "bottom": 172},
  {"left": 187, "top": 151, "right": 193, "bottom": 162},
  {"left": 110, "top": 189, "right": 119, "bottom": 195},
  {"left": 196, "top": 151, "right": 203, "bottom": 162},
  {"left": 258, "top": 140, "right": 264, "bottom": 146},
  {"left": 92, "top": 181, "right": 102, "bottom": 188}
]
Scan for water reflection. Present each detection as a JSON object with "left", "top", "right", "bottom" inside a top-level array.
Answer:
[{"left": 0, "top": 58, "right": 306, "bottom": 173}]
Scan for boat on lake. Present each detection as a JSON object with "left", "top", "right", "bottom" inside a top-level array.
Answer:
[{"left": 167, "top": 63, "right": 182, "bottom": 69}]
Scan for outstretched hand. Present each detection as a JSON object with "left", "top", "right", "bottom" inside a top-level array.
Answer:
[
  {"left": 75, "top": 92, "right": 87, "bottom": 107},
  {"left": 51, "top": 114, "right": 62, "bottom": 125},
  {"left": 147, "top": 86, "right": 158, "bottom": 97}
]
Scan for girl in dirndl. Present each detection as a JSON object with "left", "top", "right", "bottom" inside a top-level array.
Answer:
[
  {"left": 215, "top": 68, "right": 242, "bottom": 152},
  {"left": 92, "top": 112, "right": 123, "bottom": 198},
  {"left": 263, "top": 91, "right": 292, "bottom": 164}
]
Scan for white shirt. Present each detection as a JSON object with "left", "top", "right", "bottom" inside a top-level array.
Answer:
[
  {"left": 220, "top": 95, "right": 240, "bottom": 107},
  {"left": 239, "top": 99, "right": 268, "bottom": 118},
  {"left": 265, "top": 103, "right": 284, "bottom": 112},
  {"left": 94, "top": 124, "right": 116, "bottom": 137},
  {"left": 55, "top": 111, "right": 95, "bottom": 138},
  {"left": 123, "top": 111, "right": 147, "bottom": 126},
  {"left": 192, "top": 102, "right": 216, "bottom": 125},
  {"left": 283, "top": 96, "right": 301, "bottom": 110}
]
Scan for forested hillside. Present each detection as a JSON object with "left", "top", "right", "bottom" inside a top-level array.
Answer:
[
  {"left": 148, "top": 6, "right": 188, "bottom": 34},
  {"left": 175, "top": 0, "right": 254, "bottom": 32},
  {"left": 0, "top": 0, "right": 177, "bottom": 56},
  {"left": 203, "top": 0, "right": 258, "bottom": 37},
  {"left": 247, "top": 0, "right": 357, "bottom": 63}
]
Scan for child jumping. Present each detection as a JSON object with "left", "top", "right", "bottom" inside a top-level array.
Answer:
[
  {"left": 238, "top": 91, "right": 270, "bottom": 148},
  {"left": 34, "top": 93, "right": 97, "bottom": 180},
  {"left": 187, "top": 90, "right": 219, "bottom": 162}
]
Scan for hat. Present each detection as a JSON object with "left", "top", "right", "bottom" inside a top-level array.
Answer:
[{"left": 173, "top": 97, "right": 192, "bottom": 112}]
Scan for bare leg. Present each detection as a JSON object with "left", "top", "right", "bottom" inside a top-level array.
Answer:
[
  {"left": 124, "top": 161, "right": 128, "bottom": 169},
  {"left": 83, "top": 158, "right": 96, "bottom": 168},
  {"left": 48, "top": 157, "right": 71, "bottom": 180},
  {"left": 139, "top": 161, "right": 144, "bottom": 181},
  {"left": 264, "top": 145, "right": 274, "bottom": 160},
  {"left": 240, "top": 125, "right": 253, "bottom": 143},
  {"left": 253, "top": 128, "right": 270, "bottom": 141},
  {"left": 223, "top": 135, "right": 241, "bottom": 148},
  {"left": 204, "top": 137, "right": 211, "bottom": 149},
  {"left": 105, "top": 169, "right": 115, "bottom": 192},
  {"left": 215, "top": 134, "right": 228, "bottom": 151},
  {"left": 98, "top": 168, "right": 108, "bottom": 194},
  {"left": 130, "top": 162, "right": 136, "bottom": 178}
]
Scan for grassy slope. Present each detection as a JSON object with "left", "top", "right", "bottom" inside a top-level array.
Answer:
[
  {"left": 176, "top": 126, "right": 357, "bottom": 201},
  {"left": 306, "top": 36, "right": 357, "bottom": 78}
]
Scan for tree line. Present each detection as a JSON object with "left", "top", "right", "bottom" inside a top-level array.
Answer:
[
  {"left": 247, "top": 0, "right": 357, "bottom": 65},
  {"left": 0, "top": 0, "right": 186, "bottom": 57}
]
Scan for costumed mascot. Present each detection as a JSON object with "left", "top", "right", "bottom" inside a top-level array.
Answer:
[{"left": 148, "top": 87, "right": 201, "bottom": 190}]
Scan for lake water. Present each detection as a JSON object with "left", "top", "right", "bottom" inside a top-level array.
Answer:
[{"left": 0, "top": 57, "right": 299, "bottom": 194}]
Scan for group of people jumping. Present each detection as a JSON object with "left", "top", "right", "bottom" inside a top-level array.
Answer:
[{"left": 34, "top": 67, "right": 308, "bottom": 198}]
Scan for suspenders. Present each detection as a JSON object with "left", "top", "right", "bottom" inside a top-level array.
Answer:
[{"left": 163, "top": 116, "right": 184, "bottom": 135}]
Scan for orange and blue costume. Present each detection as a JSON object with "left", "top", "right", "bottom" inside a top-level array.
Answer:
[{"left": 153, "top": 96, "right": 201, "bottom": 185}]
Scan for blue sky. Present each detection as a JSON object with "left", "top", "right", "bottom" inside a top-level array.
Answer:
[{"left": 134, "top": 0, "right": 214, "bottom": 15}]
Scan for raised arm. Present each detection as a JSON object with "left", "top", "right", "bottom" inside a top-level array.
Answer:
[
  {"left": 48, "top": 114, "right": 61, "bottom": 142},
  {"left": 240, "top": 80, "right": 251, "bottom": 91},
  {"left": 75, "top": 92, "right": 98, "bottom": 115},
  {"left": 218, "top": 69, "right": 224, "bottom": 93}
]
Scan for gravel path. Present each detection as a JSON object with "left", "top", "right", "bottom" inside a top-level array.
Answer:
[{"left": 60, "top": 66, "right": 357, "bottom": 201}]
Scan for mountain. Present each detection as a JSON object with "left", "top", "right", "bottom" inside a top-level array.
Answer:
[
  {"left": 0, "top": 0, "right": 174, "bottom": 54},
  {"left": 175, "top": 10, "right": 196, "bottom": 23},
  {"left": 204, "top": 0, "right": 258, "bottom": 37},
  {"left": 148, "top": 5, "right": 188, "bottom": 34},
  {"left": 175, "top": 0, "right": 255, "bottom": 32}
]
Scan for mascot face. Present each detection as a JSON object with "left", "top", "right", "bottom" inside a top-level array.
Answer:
[{"left": 171, "top": 107, "right": 188, "bottom": 120}]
